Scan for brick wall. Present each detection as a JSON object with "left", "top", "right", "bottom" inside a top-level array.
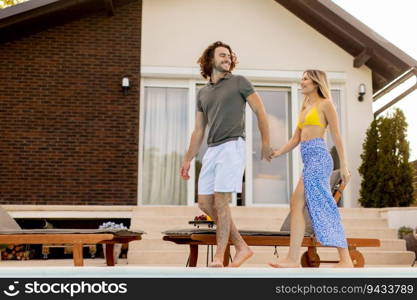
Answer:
[{"left": 0, "top": 1, "right": 141, "bottom": 205}]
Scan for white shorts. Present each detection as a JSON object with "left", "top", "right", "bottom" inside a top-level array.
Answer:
[{"left": 198, "top": 137, "right": 245, "bottom": 195}]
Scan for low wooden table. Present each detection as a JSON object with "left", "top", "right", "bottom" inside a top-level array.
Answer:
[
  {"left": 163, "top": 229, "right": 381, "bottom": 268},
  {"left": 0, "top": 229, "right": 144, "bottom": 267}
]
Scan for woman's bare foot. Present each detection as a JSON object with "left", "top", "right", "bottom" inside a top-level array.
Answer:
[
  {"left": 229, "top": 247, "right": 254, "bottom": 267},
  {"left": 208, "top": 260, "right": 224, "bottom": 268},
  {"left": 268, "top": 257, "right": 301, "bottom": 268}
]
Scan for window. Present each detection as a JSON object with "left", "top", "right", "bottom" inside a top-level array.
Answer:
[{"left": 141, "top": 87, "right": 189, "bottom": 205}]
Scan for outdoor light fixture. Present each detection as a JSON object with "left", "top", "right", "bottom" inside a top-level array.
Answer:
[
  {"left": 122, "top": 77, "right": 130, "bottom": 96},
  {"left": 358, "top": 83, "right": 366, "bottom": 102}
]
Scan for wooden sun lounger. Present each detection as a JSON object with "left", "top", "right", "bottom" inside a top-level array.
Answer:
[
  {"left": 163, "top": 229, "right": 380, "bottom": 267},
  {"left": 164, "top": 172, "right": 381, "bottom": 267},
  {"left": 0, "top": 229, "right": 144, "bottom": 267}
]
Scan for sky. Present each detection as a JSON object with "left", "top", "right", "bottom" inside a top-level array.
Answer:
[{"left": 332, "top": 0, "right": 417, "bottom": 161}]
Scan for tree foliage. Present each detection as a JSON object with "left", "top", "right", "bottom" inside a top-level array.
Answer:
[
  {"left": 359, "top": 109, "right": 415, "bottom": 207},
  {"left": 0, "top": 0, "right": 29, "bottom": 9}
]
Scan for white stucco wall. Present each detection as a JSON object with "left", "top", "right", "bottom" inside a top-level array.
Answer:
[
  {"left": 141, "top": 0, "right": 374, "bottom": 207},
  {"left": 381, "top": 208, "right": 417, "bottom": 230}
]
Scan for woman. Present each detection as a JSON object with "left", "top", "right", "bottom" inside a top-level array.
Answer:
[{"left": 269, "top": 70, "right": 353, "bottom": 268}]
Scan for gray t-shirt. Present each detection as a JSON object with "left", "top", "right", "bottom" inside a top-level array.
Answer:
[{"left": 197, "top": 73, "right": 255, "bottom": 147}]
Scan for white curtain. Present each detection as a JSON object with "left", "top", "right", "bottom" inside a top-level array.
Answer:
[
  {"left": 142, "top": 87, "right": 188, "bottom": 205},
  {"left": 253, "top": 90, "right": 291, "bottom": 204}
]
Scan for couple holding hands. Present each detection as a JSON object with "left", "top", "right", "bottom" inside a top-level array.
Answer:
[{"left": 180, "top": 41, "right": 352, "bottom": 268}]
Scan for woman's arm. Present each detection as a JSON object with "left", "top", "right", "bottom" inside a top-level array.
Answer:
[
  {"left": 270, "top": 99, "right": 305, "bottom": 159},
  {"left": 322, "top": 99, "right": 351, "bottom": 184},
  {"left": 270, "top": 127, "right": 301, "bottom": 159}
]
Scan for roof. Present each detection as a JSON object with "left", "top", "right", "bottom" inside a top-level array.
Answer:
[
  {"left": 0, "top": 0, "right": 136, "bottom": 43},
  {"left": 274, "top": 0, "right": 417, "bottom": 94},
  {"left": 1, "top": 0, "right": 416, "bottom": 94}
]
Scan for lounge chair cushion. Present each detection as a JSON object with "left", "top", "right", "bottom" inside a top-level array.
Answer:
[
  {"left": 162, "top": 228, "right": 307, "bottom": 236},
  {"left": 0, "top": 207, "right": 21, "bottom": 231},
  {"left": 280, "top": 207, "right": 314, "bottom": 235},
  {"left": 0, "top": 228, "right": 144, "bottom": 236}
]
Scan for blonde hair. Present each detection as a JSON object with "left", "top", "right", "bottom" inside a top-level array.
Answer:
[{"left": 302, "top": 69, "right": 331, "bottom": 108}]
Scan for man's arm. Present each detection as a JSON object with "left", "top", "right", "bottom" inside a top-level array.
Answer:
[
  {"left": 180, "top": 111, "right": 207, "bottom": 180},
  {"left": 247, "top": 92, "right": 272, "bottom": 162}
]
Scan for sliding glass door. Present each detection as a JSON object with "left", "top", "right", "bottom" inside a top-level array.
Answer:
[{"left": 250, "top": 88, "right": 292, "bottom": 205}]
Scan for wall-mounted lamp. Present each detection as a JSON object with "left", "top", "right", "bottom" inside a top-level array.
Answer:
[
  {"left": 358, "top": 83, "right": 366, "bottom": 102},
  {"left": 122, "top": 77, "right": 130, "bottom": 96}
]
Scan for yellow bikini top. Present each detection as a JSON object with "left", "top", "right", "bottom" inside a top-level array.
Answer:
[{"left": 297, "top": 105, "right": 326, "bottom": 129}]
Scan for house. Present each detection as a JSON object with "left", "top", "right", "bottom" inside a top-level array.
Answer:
[
  {"left": 1, "top": 0, "right": 416, "bottom": 221},
  {"left": 139, "top": 0, "right": 417, "bottom": 208},
  {"left": 412, "top": 160, "right": 417, "bottom": 205}
]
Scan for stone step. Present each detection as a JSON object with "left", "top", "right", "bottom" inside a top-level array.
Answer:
[
  {"left": 128, "top": 250, "right": 193, "bottom": 265},
  {"left": 239, "top": 217, "right": 389, "bottom": 228},
  {"left": 127, "top": 249, "right": 415, "bottom": 266},
  {"left": 128, "top": 207, "right": 408, "bottom": 267},
  {"left": 229, "top": 264, "right": 415, "bottom": 268},
  {"left": 338, "top": 208, "right": 382, "bottom": 218},
  {"left": 128, "top": 238, "right": 406, "bottom": 252},
  {"left": 131, "top": 216, "right": 388, "bottom": 231},
  {"left": 341, "top": 218, "right": 388, "bottom": 228},
  {"left": 355, "top": 251, "right": 415, "bottom": 266},
  {"left": 342, "top": 228, "right": 397, "bottom": 239},
  {"left": 129, "top": 239, "right": 190, "bottom": 252},
  {"left": 249, "top": 239, "right": 407, "bottom": 252},
  {"left": 130, "top": 216, "right": 198, "bottom": 230},
  {"left": 131, "top": 207, "right": 201, "bottom": 217},
  {"left": 240, "top": 248, "right": 415, "bottom": 266},
  {"left": 136, "top": 227, "right": 397, "bottom": 240},
  {"left": 268, "top": 250, "right": 416, "bottom": 266},
  {"left": 360, "top": 265, "right": 417, "bottom": 268},
  {"left": 373, "top": 239, "right": 406, "bottom": 251},
  {"left": 131, "top": 207, "right": 382, "bottom": 218}
]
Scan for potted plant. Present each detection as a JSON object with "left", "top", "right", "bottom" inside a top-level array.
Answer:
[
  {"left": 99, "top": 222, "right": 127, "bottom": 264},
  {"left": 398, "top": 226, "right": 413, "bottom": 239},
  {"left": 398, "top": 226, "right": 417, "bottom": 266}
]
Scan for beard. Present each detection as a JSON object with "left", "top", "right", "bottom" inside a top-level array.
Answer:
[{"left": 213, "top": 61, "right": 230, "bottom": 73}]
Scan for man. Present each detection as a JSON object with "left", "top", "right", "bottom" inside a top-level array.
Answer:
[{"left": 180, "top": 41, "right": 271, "bottom": 267}]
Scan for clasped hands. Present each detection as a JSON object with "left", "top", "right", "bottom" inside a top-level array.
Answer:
[{"left": 261, "top": 145, "right": 280, "bottom": 162}]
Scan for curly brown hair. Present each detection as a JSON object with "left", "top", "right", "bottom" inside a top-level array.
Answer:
[{"left": 197, "top": 41, "right": 238, "bottom": 79}]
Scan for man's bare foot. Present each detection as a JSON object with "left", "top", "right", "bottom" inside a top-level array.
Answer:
[
  {"left": 330, "top": 261, "right": 354, "bottom": 268},
  {"left": 208, "top": 260, "right": 224, "bottom": 268},
  {"left": 268, "top": 258, "right": 301, "bottom": 268},
  {"left": 229, "top": 247, "right": 254, "bottom": 267}
]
